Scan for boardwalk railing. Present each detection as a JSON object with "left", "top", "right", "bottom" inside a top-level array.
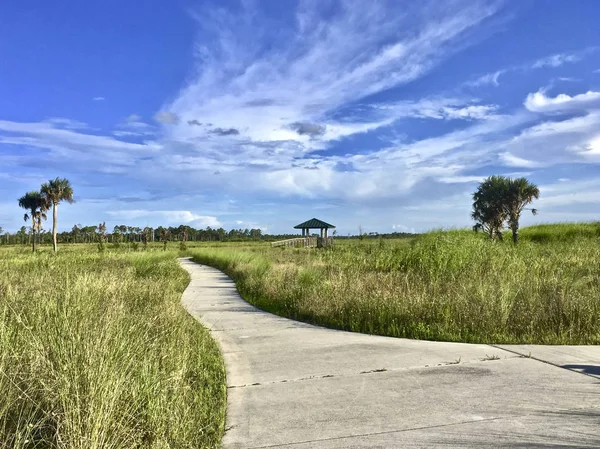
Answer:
[
  {"left": 271, "top": 237, "right": 317, "bottom": 248},
  {"left": 270, "top": 237, "right": 333, "bottom": 248}
]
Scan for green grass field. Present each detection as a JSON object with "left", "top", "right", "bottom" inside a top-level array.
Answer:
[
  {"left": 190, "top": 222, "right": 600, "bottom": 345},
  {"left": 0, "top": 247, "right": 226, "bottom": 449},
  {"left": 2, "top": 222, "right": 598, "bottom": 446}
]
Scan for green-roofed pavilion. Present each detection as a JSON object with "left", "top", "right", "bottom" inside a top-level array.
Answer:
[{"left": 294, "top": 218, "right": 335, "bottom": 239}]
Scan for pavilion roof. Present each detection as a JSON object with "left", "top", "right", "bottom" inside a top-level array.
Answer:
[{"left": 293, "top": 218, "right": 336, "bottom": 229}]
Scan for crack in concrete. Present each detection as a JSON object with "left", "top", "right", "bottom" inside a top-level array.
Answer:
[
  {"left": 489, "top": 345, "right": 600, "bottom": 380},
  {"left": 246, "top": 416, "right": 506, "bottom": 448},
  {"left": 211, "top": 326, "right": 302, "bottom": 332},
  {"left": 246, "top": 406, "right": 600, "bottom": 449},
  {"left": 226, "top": 356, "right": 521, "bottom": 389}
]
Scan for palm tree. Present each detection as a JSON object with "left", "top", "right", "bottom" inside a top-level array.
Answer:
[
  {"left": 18, "top": 191, "right": 48, "bottom": 252},
  {"left": 41, "top": 177, "right": 74, "bottom": 252},
  {"left": 472, "top": 175, "right": 508, "bottom": 241},
  {"left": 504, "top": 177, "right": 540, "bottom": 244}
]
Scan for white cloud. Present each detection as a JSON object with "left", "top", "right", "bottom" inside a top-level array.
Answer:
[
  {"left": 532, "top": 52, "right": 582, "bottom": 68},
  {"left": 234, "top": 220, "right": 268, "bottom": 231},
  {"left": 524, "top": 90, "right": 600, "bottom": 113},
  {"left": 391, "top": 224, "right": 416, "bottom": 233},
  {"left": 154, "top": 111, "right": 179, "bottom": 124},
  {"left": 93, "top": 96, "right": 105, "bottom": 101},
  {"left": 115, "top": 115, "right": 156, "bottom": 136},
  {"left": 494, "top": 111, "right": 600, "bottom": 168},
  {"left": 499, "top": 152, "right": 543, "bottom": 168},
  {"left": 112, "top": 131, "right": 146, "bottom": 137},
  {"left": 125, "top": 114, "right": 142, "bottom": 123},
  {"left": 465, "top": 70, "right": 504, "bottom": 87},
  {"left": 107, "top": 210, "right": 221, "bottom": 227},
  {"left": 438, "top": 175, "right": 485, "bottom": 184},
  {"left": 43, "top": 117, "right": 89, "bottom": 130},
  {"left": 538, "top": 178, "right": 600, "bottom": 208},
  {"left": 442, "top": 105, "right": 498, "bottom": 120},
  {"left": 578, "top": 135, "right": 600, "bottom": 158}
]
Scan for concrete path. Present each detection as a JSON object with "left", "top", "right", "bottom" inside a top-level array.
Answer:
[{"left": 179, "top": 258, "right": 600, "bottom": 448}]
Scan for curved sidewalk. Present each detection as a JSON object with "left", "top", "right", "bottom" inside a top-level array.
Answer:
[{"left": 179, "top": 258, "right": 600, "bottom": 449}]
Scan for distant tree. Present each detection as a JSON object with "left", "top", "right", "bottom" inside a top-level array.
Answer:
[
  {"left": 160, "top": 228, "right": 170, "bottom": 251},
  {"left": 142, "top": 227, "right": 152, "bottom": 249},
  {"left": 97, "top": 222, "right": 107, "bottom": 251},
  {"left": 472, "top": 175, "right": 509, "bottom": 241},
  {"left": 41, "top": 177, "right": 74, "bottom": 252},
  {"left": 17, "top": 226, "right": 27, "bottom": 245},
  {"left": 71, "top": 224, "right": 81, "bottom": 243},
  {"left": 179, "top": 228, "right": 188, "bottom": 251},
  {"left": 82, "top": 225, "right": 96, "bottom": 243},
  {"left": 18, "top": 191, "right": 48, "bottom": 252},
  {"left": 504, "top": 177, "right": 540, "bottom": 244},
  {"left": 112, "top": 225, "right": 123, "bottom": 247}
]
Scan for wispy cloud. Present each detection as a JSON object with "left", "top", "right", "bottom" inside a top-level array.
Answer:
[
  {"left": 93, "top": 96, "right": 105, "bottom": 101},
  {"left": 465, "top": 70, "right": 505, "bottom": 87},
  {"left": 499, "top": 152, "right": 543, "bottom": 168},
  {"left": 0, "top": 119, "right": 159, "bottom": 174},
  {"left": 43, "top": 117, "right": 89, "bottom": 130},
  {"left": 532, "top": 52, "right": 582, "bottom": 68},
  {"left": 162, "top": 1, "right": 501, "bottom": 148},
  {"left": 466, "top": 47, "right": 596, "bottom": 88}
]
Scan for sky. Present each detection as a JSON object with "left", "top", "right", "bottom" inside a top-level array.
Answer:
[{"left": 1, "top": 0, "right": 599, "bottom": 235}]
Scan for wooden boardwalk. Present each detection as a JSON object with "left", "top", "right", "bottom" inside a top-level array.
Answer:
[{"left": 270, "top": 237, "right": 334, "bottom": 248}]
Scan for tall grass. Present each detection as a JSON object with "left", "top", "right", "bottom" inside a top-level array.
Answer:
[
  {"left": 0, "top": 248, "right": 226, "bottom": 448},
  {"left": 190, "top": 224, "right": 600, "bottom": 345}
]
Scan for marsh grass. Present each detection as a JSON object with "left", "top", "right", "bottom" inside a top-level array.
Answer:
[
  {"left": 0, "top": 248, "right": 226, "bottom": 448},
  {"left": 190, "top": 224, "right": 600, "bottom": 345}
]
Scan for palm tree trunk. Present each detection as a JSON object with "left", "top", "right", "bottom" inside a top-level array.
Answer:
[
  {"left": 52, "top": 203, "right": 58, "bottom": 252},
  {"left": 31, "top": 217, "right": 36, "bottom": 252},
  {"left": 512, "top": 223, "right": 519, "bottom": 244}
]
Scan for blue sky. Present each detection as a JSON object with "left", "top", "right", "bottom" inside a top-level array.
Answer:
[{"left": 1, "top": 0, "right": 600, "bottom": 234}]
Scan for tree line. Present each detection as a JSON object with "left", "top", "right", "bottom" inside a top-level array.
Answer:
[
  {"left": 0, "top": 222, "right": 299, "bottom": 247},
  {"left": 10, "top": 177, "right": 304, "bottom": 251}
]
